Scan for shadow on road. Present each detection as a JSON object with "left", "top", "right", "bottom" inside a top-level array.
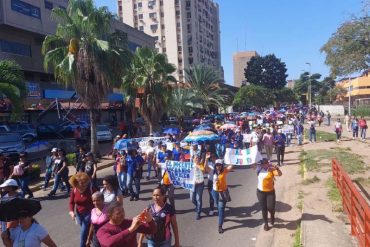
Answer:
[
  {"left": 302, "top": 213, "right": 333, "bottom": 223},
  {"left": 275, "top": 201, "right": 292, "bottom": 212}
]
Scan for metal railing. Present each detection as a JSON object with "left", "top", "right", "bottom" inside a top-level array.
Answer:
[{"left": 332, "top": 159, "right": 370, "bottom": 247}]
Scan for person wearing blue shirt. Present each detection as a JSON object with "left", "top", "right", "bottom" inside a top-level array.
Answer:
[
  {"left": 273, "top": 130, "right": 286, "bottom": 166},
  {"left": 234, "top": 130, "right": 244, "bottom": 149},
  {"left": 296, "top": 123, "right": 304, "bottom": 145},
  {"left": 172, "top": 143, "right": 182, "bottom": 161},
  {"left": 126, "top": 150, "right": 138, "bottom": 201}
]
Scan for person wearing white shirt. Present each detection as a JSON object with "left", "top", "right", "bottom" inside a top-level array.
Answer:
[{"left": 145, "top": 140, "right": 156, "bottom": 180}]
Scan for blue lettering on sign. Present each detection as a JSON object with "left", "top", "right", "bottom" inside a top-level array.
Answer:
[{"left": 11, "top": 0, "right": 41, "bottom": 19}]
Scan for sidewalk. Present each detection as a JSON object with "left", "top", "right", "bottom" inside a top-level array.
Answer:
[{"left": 29, "top": 156, "right": 115, "bottom": 192}]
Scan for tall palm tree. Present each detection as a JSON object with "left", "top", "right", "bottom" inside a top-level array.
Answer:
[
  {"left": 0, "top": 60, "right": 26, "bottom": 119},
  {"left": 122, "top": 47, "right": 176, "bottom": 134},
  {"left": 42, "top": 0, "right": 128, "bottom": 153},
  {"left": 167, "top": 88, "right": 203, "bottom": 126},
  {"left": 185, "top": 65, "right": 230, "bottom": 112}
]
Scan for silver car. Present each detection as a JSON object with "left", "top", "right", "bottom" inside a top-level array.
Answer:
[{"left": 96, "top": 125, "right": 113, "bottom": 142}]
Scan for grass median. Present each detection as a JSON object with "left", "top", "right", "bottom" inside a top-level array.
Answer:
[{"left": 304, "top": 129, "right": 336, "bottom": 142}]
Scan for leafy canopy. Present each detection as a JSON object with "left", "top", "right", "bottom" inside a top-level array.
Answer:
[{"left": 244, "top": 54, "right": 288, "bottom": 89}]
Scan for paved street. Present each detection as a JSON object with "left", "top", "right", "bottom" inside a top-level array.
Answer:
[{"left": 33, "top": 162, "right": 264, "bottom": 247}]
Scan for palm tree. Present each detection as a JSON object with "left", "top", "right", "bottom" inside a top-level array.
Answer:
[
  {"left": 122, "top": 47, "right": 176, "bottom": 134},
  {"left": 42, "top": 0, "right": 128, "bottom": 154},
  {"left": 0, "top": 60, "right": 26, "bottom": 119},
  {"left": 167, "top": 88, "right": 203, "bottom": 126},
  {"left": 185, "top": 64, "right": 230, "bottom": 112}
]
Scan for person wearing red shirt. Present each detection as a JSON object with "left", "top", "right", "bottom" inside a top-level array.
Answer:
[
  {"left": 97, "top": 202, "right": 157, "bottom": 247},
  {"left": 68, "top": 172, "right": 97, "bottom": 247}
]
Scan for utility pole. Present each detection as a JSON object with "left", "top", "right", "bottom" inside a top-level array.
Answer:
[
  {"left": 305, "top": 62, "right": 312, "bottom": 109},
  {"left": 348, "top": 76, "right": 352, "bottom": 116}
]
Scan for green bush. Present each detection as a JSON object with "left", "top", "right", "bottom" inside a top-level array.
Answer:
[
  {"left": 352, "top": 106, "right": 370, "bottom": 117},
  {"left": 29, "top": 164, "right": 41, "bottom": 181},
  {"left": 66, "top": 153, "right": 76, "bottom": 166}
]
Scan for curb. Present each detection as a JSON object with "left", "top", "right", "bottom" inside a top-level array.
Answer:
[{"left": 30, "top": 160, "right": 115, "bottom": 193}]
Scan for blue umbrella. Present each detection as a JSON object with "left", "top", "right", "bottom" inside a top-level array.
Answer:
[
  {"left": 114, "top": 139, "right": 137, "bottom": 150},
  {"left": 163, "top": 127, "right": 180, "bottom": 135}
]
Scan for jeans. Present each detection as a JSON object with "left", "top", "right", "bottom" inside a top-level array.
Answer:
[
  {"left": 328, "top": 118, "right": 331, "bottom": 126},
  {"left": 360, "top": 128, "right": 366, "bottom": 139},
  {"left": 147, "top": 159, "right": 154, "bottom": 178},
  {"left": 309, "top": 130, "right": 316, "bottom": 142},
  {"left": 336, "top": 131, "right": 341, "bottom": 140},
  {"left": 216, "top": 143, "right": 225, "bottom": 158},
  {"left": 256, "top": 189, "right": 276, "bottom": 225},
  {"left": 18, "top": 176, "right": 33, "bottom": 198},
  {"left": 117, "top": 171, "right": 127, "bottom": 192},
  {"left": 276, "top": 146, "right": 285, "bottom": 165},
  {"left": 163, "top": 184, "right": 175, "bottom": 209},
  {"left": 43, "top": 171, "right": 52, "bottom": 189},
  {"left": 147, "top": 237, "right": 172, "bottom": 247},
  {"left": 190, "top": 182, "right": 204, "bottom": 216},
  {"left": 207, "top": 180, "right": 214, "bottom": 211},
  {"left": 49, "top": 170, "right": 70, "bottom": 195},
  {"left": 286, "top": 134, "right": 292, "bottom": 146},
  {"left": 76, "top": 211, "right": 91, "bottom": 247},
  {"left": 126, "top": 174, "right": 140, "bottom": 199},
  {"left": 211, "top": 190, "right": 226, "bottom": 226},
  {"left": 352, "top": 127, "right": 359, "bottom": 138},
  {"left": 297, "top": 134, "right": 303, "bottom": 145}
]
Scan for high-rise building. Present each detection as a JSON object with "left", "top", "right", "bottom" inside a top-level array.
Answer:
[
  {"left": 233, "top": 51, "right": 259, "bottom": 87},
  {"left": 118, "top": 0, "right": 222, "bottom": 82}
]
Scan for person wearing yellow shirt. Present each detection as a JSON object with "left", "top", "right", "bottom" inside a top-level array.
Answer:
[
  {"left": 211, "top": 158, "right": 233, "bottom": 234},
  {"left": 254, "top": 158, "right": 282, "bottom": 231}
]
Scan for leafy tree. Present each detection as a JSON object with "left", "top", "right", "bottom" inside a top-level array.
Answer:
[
  {"left": 0, "top": 60, "right": 26, "bottom": 119},
  {"left": 244, "top": 54, "right": 288, "bottom": 89},
  {"left": 273, "top": 88, "right": 297, "bottom": 105},
  {"left": 42, "top": 0, "right": 128, "bottom": 154},
  {"left": 122, "top": 47, "right": 176, "bottom": 134},
  {"left": 185, "top": 65, "right": 230, "bottom": 112},
  {"left": 321, "top": 16, "right": 370, "bottom": 76},
  {"left": 167, "top": 88, "right": 203, "bottom": 126},
  {"left": 233, "top": 85, "right": 274, "bottom": 110},
  {"left": 293, "top": 72, "right": 322, "bottom": 101}
]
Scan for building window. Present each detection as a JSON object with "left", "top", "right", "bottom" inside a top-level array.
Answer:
[
  {"left": 187, "top": 12, "right": 191, "bottom": 18},
  {"left": 138, "top": 14, "right": 143, "bottom": 19},
  {"left": 160, "top": 0, "right": 163, "bottom": 6},
  {"left": 0, "top": 39, "right": 31, "bottom": 57},
  {"left": 176, "top": 22, "right": 181, "bottom": 28},
  {"left": 138, "top": 2, "right": 142, "bottom": 7},
  {"left": 161, "top": 24, "right": 165, "bottom": 29},
  {"left": 44, "top": 0, "right": 53, "bottom": 10},
  {"left": 11, "top": 0, "right": 41, "bottom": 19},
  {"left": 163, "top": 48, "right": 166, "bottom": 52},
  {"left": 175, "top": 0, "right": 180, "bottom": 6},
  {"left": 188, "top": 47, "right": 193, "bottom": 53},
  {"left": 149, "top": 12, "right": 157, "bottom": 18},
  {"left": 176, "top": 10, "right": 180, "bottom": 16},
  {"left": 189, "top": 57, "right": 193, "bottom": 64},
  {"left": 134, "top": 3, "right": 137, "bottom": 9},
  {"left": 150, "top": 24, "right": 158, "bottom": 30},
  {"left": 178, "top": 46, "right": 182, "bottom": 51},
  {"left": 148, "top": 0, "right": 155, "bottom": 8},
  {"left": 160, "top": 12, "right": 164, "bottom": 17},
  {"left": 139, "top": 26, "right": 144, "bottom": 31}
]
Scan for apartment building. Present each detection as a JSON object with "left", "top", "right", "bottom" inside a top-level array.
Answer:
[
  {"left": 233, "top": 51, "right": 259, "bottom": 87},
  {"left": 119, "top": 0, "right": 223, "bottom": 82},
  {"left": 0, "top": 0, "right": 155, "bottom": 102}
]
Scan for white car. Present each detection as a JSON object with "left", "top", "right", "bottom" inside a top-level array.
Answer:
[{"left": 96, "top": 125, "right": 113, "bottom": 142}]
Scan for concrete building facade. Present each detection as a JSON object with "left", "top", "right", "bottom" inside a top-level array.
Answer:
[
  {"left": 233, "top": 51, "right": 258, "bottom": 87},
  {"left": 0, "top": 0, "right": 155, "bottom": 101},
  {"left": 118, "top": 0, "right": 222, "bottom": 82}
]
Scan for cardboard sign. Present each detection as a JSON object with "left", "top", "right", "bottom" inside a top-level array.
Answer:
[{"left": 224, "top": 146, "right": 262, "bottom": 165}]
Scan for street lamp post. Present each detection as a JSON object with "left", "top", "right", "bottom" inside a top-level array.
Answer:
[
  {"left": 305, "top": 62, "right": 312, "bottom": 109},
  {"left": 348, "top": 76, "right": 352, "bottom": 116}
]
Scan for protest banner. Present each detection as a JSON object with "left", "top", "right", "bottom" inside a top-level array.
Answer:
[
  {"left": 282, "top": 125, "right": 294, "bottom": 134},
  {"left": 164, "top": 161, "right": 194, "bottom": 190},
  {"left": 224, "top": 145, "right": 262, "bottom": 165}
]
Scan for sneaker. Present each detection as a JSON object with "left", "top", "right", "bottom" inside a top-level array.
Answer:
[
  {"left": 209, "top": 210, "right": 214, "bottom": 216},
  {"left": 129, "top": 197, "right": 134, "bottom": 201},
  {"left": 218, "top": 226, "right": 224, "bottom": 234},
  {"left": 146, "top": 176, "right": 150, "bottom": 181},
  {"left": 27, "top": 194, "right": 34, "bottom": 199},
  {"left": 196, "top": 215, "right": 201, "bottom": 220},
  {"left": 271, "top": 217, "right": 275, "bottom": 226},
  {"left": 264, "top": 224, "right": 269, "bottom": 231},
  {"left": 134, "top": 197, "right": 139, "bottom": 201}
]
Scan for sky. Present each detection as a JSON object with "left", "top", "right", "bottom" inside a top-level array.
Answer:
[{"left": 95, "top": 0, "right": 366, "bottom": 85}]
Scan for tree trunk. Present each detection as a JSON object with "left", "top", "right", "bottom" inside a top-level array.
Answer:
[{"left": 89, "top": 109, "right": 98, "bottom": 155}]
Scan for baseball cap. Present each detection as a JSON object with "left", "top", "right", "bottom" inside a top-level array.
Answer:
[
  {"left": 215, "top": 159, "right": 224, "bottom": 165},
  {"left": 51, "top": 148, "right": 58, "bottom": 153},
  {"left": 0, "top": 179, "right": 18, "bottom": 188}
]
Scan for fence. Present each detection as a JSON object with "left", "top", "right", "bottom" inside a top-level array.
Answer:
[{"left": 332, "top": 159, "right": 370, "bottom": 247}]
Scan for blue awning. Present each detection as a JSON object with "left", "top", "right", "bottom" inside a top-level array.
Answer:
[
  {"left": 108, "top": 93, "right": 124, "bottom": 102},
  {"left": 43, "top": 89, "right": 77, "bottom": 99}
]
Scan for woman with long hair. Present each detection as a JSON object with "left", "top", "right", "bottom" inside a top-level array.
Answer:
[
  {"left": 138, "top": 186, "right": 180, "bottom": 247},
  {"left": 68, "top": 172, "right": 97, "bottom": 247},
  {"left": 100, "top": 175, "right": 123, "bottom": 206}
]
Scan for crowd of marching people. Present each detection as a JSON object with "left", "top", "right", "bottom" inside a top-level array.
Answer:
[{"left": 0, "top": 104, "right": 368, "bottom": 246}]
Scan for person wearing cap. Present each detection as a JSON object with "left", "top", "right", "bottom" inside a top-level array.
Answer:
[
  {"left": 43, "top": 148, "right": 58, "bottom": 191},
  {"left": 211, "top": 158, "right": 233, "bottom": 234},
  {"left": 84, "top": 152, "right": 98, "bottom": 188},
  {"left": 253, "top": 158, "right": 282, "bottom": 231},
  {"left": 1, "top": 208, "right": 57, "bottom": 247},
  {"left": 0, "top": 179, "right": 20, "bottom": 235},
  {"left": 273, "top": 129, "right": 286, "bottom": 166},
  {"left": 11, "top": 153, "right": 33, "bottom": 199},
  {"left": 48, "top": 149, "right": 70, "bottom": 197}
]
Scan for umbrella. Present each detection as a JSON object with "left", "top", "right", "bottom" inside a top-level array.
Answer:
[
  {"left": 114, "top": 138, "right": 138, "bottom": 150},
  {"left": 220, "top": 123, "right": 237, "bottom": 130},
  {"left": 163, "top": 127, "right": 180, "bottom": 135},
  {"left": 194, "top": 124, "right": 212, "bottom": 131},
  {"left": 183, "top": 130, "right": 219, "bottom": 142},
  {"left": 0, "top": 197, "right": 41, "bottom": 221}
]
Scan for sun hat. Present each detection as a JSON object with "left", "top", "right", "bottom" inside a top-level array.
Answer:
[{"left": 0, "top": 179, "right": 18, "bottom": 188}]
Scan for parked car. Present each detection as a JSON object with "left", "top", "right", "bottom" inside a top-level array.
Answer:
[
  {"left": 0, "top": 125, "right": 10, "bottom": 133},
  {"left": 36, "top": 123, "right": 63, "bottom": 139},
  {"left": 0, "top": 133, "right": 25, "bottom": 157},
  {"left": 8, "top": 123, "right": 37, "bottom": 142},
  {"left": 96, "top": 125, "right": 113, "bottom": 142},
  {"left": 168, "top": 117, "right": 178, "bottom": 125}
]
